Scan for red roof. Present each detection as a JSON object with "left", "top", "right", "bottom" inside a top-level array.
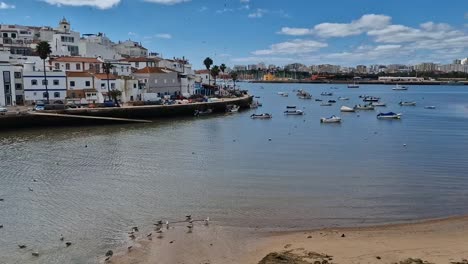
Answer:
[{"left": 195, "top": 70, "right": 210, "bottom": 74}]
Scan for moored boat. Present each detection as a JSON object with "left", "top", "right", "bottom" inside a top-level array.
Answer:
[
  {"left": 340, "top": 106, "right": 355, "bottom": 112},
  {"left": 363, "top": 96, "right": 380, "bottom": 102},
  {"left": 321, "top": 92, "right": 333, "bottom": 96},
  {"left": 320, "top": 103, "right": 332, "bottom": 106},
  {"left": 354, "top": 104, "right": 375, "bottom": 110},
  {"left": 377, "top": 112, "right": 402, "bottom": 119},
  {"left": 338, "top": 97, "right": 349, "bottom": 100},
  {"left": 286, "top": 106, "right": 297, "bottom": 109},
  {"left": 194, "top": 109, "right": 213, "bottom": 116},
  {"left": 226, "top": 105, "right": 240, "bottom": 113},
  {"left": 315, "top": 99, "right": 323, "bottom": 102},
  {"left": 399, "top": 101, "right": 416, "bottom": 106},
  {"left": 371, "top": 102, "right": 387, "bottom": 107},
  {"left": 393, "top": 84, "right": 408, "bottom": 90},
  {"left": 424, "top": 106, "right": 436, "bottom": 109},
  {"left": 250, "top": 113, "right": 272, "bottom": 119},
  {"left": 328, "top": 100, "right": 337, "bottom": 103},
  {"left": 320, "top": 115, "right": 342, "bottom": 123},
  {"left": 284, "top": 109, "right": 304, "bottom": 115}
]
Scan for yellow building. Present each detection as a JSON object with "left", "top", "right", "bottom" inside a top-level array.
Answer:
[{"left": 263, "top": 73, "right": 276, "bottom": 81}]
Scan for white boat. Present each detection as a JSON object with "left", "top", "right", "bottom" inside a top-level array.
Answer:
[
  {"left": 338, "top": 97, "right": 349, "bottom": 100},
  {"left": 377, "top": 112, "right": 402, "bottom": 119},
  {"left": 320, "top": 115, "right": 342, "bottom": 123},
  {"left": 424, "top": 106, "right": 436, "bottom": 109},
  {"left": 371, "top": 102, "right": 387, "bottom": 107},
  {"left": 226, "top": 105, "right": 240, "bottom": 113},
  {"left": 348, "top": 83, "right": 359, "bottom": 88},
  {"left": 340, "top": 106, "right": 355, "bottom": 112},
  {"left": 321, "top": 92, "right": 333, "bottom": 96},
  {"left": 399, "top": 101, "right": 416, "bottom": 106},
  {"left": 250, "top": 113, "right": 272, "bottom": 119},
  {"left": 281, "top": 93, "right": 289, "bottom": 97},
  {"left": 393, "top": 84, "right": 408, "bottom": 90},
  {"left": 284, "top": 110, "right": 304, "bottom": 115},
  {"left": 354, "top": 104, "right": 375, "bottom": 110},
  {"left": 320, "top": 103, "right": 332, "bottom": 106},
  {"left": 277, "top": 92, "right": 285, "bottom": 95},
  {"left": 194, "top": 109, "right": 213, "bottom": 116},
  {"left": 363, "top": 96, "right": 380, "bottom": 102}
]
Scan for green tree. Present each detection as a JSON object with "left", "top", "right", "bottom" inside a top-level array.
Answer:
[
  {"left": 230, "top": 72, "right": 238, "bottom": 89},
  {"left": 211, "top": 65, "right": 220, "bottom": 85},
  {"left": 203, "top": 57, "right": 213, "bottom": 85},
  {"left": 102, "top": 62, "right": 115, "bottom": 101},
  {"left": 36, "top": 41, "right": 52, "bottom": 104},
  {"left": 109, "top": 89, "right": 122, "bottom": 106}
]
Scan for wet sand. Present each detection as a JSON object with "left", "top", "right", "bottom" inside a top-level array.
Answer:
[{"left": 110, "top": 216, "right": 468, "bottom": 264}]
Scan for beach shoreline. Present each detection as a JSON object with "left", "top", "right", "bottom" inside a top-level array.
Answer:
[{"left": 109, "top": 215, "right": 468, "bottom": 264}]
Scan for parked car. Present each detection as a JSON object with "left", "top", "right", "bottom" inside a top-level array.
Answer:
[
  {"left": 0, "top": 107, "right": 8, "bottom": 113},
  {"left": 34, "top": 104, "right": 45, "bottom": 111},
  {"left": 54, "top": 100, "right": 64, "bottom": 104}
]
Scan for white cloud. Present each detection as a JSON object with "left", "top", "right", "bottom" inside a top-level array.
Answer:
[
  {"left": 42, "top": 0, "right": 120, "bottom": 9},
  {"left": 155, "top": 33, "right": 172, "bottom": 39},
  {"left": 128, "top": 32, "right": 138, "bottom": 36},
  {"left": 252, "top": 39, "right": 327, "bottom": 55},
  {"left": 248, "top": 8, "right": 267, "bottom": 18},
  {"left": 198, "top": 6, "right": 207, "bottom": 12},
  {"left": 278, "top": 27, "right": 313, "bottom": 36},
  {"left": 313, "top": 14, "right": 391, "bottom": 37},
  {"left": 143, "top": 0, "right": 190, "bottom": 4},
  {"left": 0, "top": 1, "right": 15, "bottom": 9}
]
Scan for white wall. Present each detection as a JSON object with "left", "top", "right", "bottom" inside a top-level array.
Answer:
[
  {"left": 0, "top": 64, "right": 16, "bottom": 106},
  {"left": 23, "top": 71, "right": 66, "bottom": 103},
  {"left": 79, "top": 41, "right": 122, "bottom": 60}
]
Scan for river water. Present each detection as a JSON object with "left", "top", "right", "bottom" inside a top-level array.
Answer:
[{"left": 1, "top": 83, "right": 468, "bottom": 263}]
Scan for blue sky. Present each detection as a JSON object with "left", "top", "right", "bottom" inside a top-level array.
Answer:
[{"left": 0, "top": 0, "right": 467, "bottom": 69}]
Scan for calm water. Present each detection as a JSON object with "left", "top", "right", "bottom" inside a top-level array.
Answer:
[{"left": 1, "top": 83, "right": 468, "bottom": 263}]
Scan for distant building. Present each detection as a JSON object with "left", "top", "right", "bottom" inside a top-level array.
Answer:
[
  {"left": 415, "top": 63, "right": 436, "bottom": 72},
  {"left": 263, "top": 73, "right": 276, "bottom": 81},
  {"left": 0, "top": 62, "right": 17, "bottom": 106},
  {"left": 113, "top": 40, "right": 148, "bottom": 58},
  {"left": 65, "top": 71, "right": 100, "bottom": 104},
  {"left": 356, "top": 65, "right": 367, "bottom": 74},
  {"left": 132, "top": 67, "right": 181, "bottom": 98},
  {"left": 194, "top": 70, "right": 213, "bottom": 85},
  {"left": 378, "top": 76, "right": 424, "bottom": 82},
  {"left": 49, "top": 56, "right": 104, "bottom": 73},
  {"left": 453, "top": 59, "right": 462, "bottom": 65},
  {"left": 119, "top": 57, "right": 159, "bottom": 70},
  {"left": 79, "top": 33, "right": 121, "bottom": 60}
]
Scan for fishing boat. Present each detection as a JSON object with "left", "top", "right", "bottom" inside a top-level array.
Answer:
[
  {"left": 392, "top": 84, "right": 408, "bottom": 90},
  {"left": 377, "top": 112, "right": 402, "bottom": 119},
  {"left": 320, "top": 103, "right": 332, "bottom": 106},
  {"left": 255, "top": 96, "right": 261, "bottom": 98},
  {"left": 299, "top": 94, "right": 312, "bottom": 99},
  {"left": 348, "top": 82, "right": 359, "bottom": 88},
  {"left": 340, "top": 106, "right": 355, "bottom": 112},
  {"left": 315, "top": 99, "right": 323, "bottom": 102},
  {"left": 226, "top": 105, "right": 240, "bottom": 113},
  {"left": 277, "top": 92, "right": 286, "bottom": 95},
  {"left": 363, "top": 96, "right": 380, "bottom": 102},
  {"left": 354, "top": 104, "right": 375, "bottom": 110},
  {"left": 371, "top": 102, "right": 387, "bottom": 107},
  {"left": 399, "top": 101, "right": 416, "bottom": 106},
  {"left": 286, "top": 106, "right": 297, "bottom": 109},
  {"left": 320, "top": 115, "right": 342, "bottom": 123},
  {"left": 250, "top": 113, "right": 272, "bottom": 119},
  {"left": 281, "top": 93, "right": 289, "bottom": 97},
  {"left": 321, "top": 92, "right": 333, "bottom": 96},
  {"left": 284, "top": 109, "right": 304, "bottom": 115},
  {"left": 328, "top": 100, "right": 337, "bottom": 103},
  {"left": 338, "top": 97, "right": 349, "bottom": 100},
  {"left": 194, "top": 109, "right": 213, "bottom": 116},
  {"left": 424, "top": 106, "right": 436, "bottom": 109}
]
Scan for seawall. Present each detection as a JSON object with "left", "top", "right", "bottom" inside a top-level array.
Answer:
[{"left": 0, "top": 96, "right": 253, "bottom": 131}]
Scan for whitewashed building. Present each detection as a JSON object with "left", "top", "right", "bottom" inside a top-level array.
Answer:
[
  {"left": 118, "top": 76, "right": 141, "bottom": 103},
  {"left": 108, "top": 61, "right": 132, "bottom": 76},
  {"left": 79, "top": 33, "right": 122, "bottom": 60},
  {"left": 50, "top": 56, "right": 104, "bottom": 73},
  {"left": 113, "top": 40, "right": 148, "bottom": 57},
  {"left": 66, "top": 71, "right": 104, "bottom": 105},
  {"left": 22, "top": 62, "right": 66, "bottom": 104},
  {"left": 119, "top": 57, "right": 158, "bottom": 70},
  {"left": 0, "top": 62, "right": 17, "bottom": 106}
]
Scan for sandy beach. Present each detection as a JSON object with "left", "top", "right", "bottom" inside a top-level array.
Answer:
[{"left": 110, "top": 216, "right": 468, "bottom": 264}]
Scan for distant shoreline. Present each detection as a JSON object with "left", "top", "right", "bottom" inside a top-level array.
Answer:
[{"left": 250, "top": 80, "right": 468, "bottom": 85}]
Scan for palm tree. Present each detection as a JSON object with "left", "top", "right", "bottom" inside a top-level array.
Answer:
[
  {"left": 102, "top": 62, "right": 115, "bottom": 101},
  {"left": 211, "top": 65, "right": 220, "bottom": 86},
  {"left": 109, "top": 89, "right": 122, "bottom": 107},
  {"left": 203, "top": 57, "right": 213, "bottom": 85},
  {"left": 230, "top": 72, "right": 238, "bottom": 89},
  {"left": 36, "top": 41, "right": 52, "bottom": 104}
]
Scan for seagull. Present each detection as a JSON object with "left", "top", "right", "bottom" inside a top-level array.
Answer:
[
  {"left": 0, "top": 224, "right": 3, "bottom": 229},
  {"left": 18, "top": 245, "right": 27, "bottom": 249},
  {"left": 127, "top": 246, "right": 133, "bottom": 251},
  {"left": 156, "top": 229, "right": 163, "bottom": 234},
  {"left": 28, "top": 187, "right": 33, "bottom": 192},
  {"left": 186, "top": 215, "right": 192, "bottom": 221},
  {"left": 104, "top": 256, "right": 111, "bottom": 262},
  {"left": 132, "top": 226, "right": 139, "bottom": 232},
  {"left": 65, "top": 242, "right": 72, "bottom": 247},
  {"left": 129, "top": 234, "right": 136, "bottom": 240},
  {"left": 165, "top": 220, "right": 169, "bottom": 229},
  {"left": 32, "top": 252, "right": 39, "bottom": 257},
  {"left": 204, "top": 217, "right": 210, "bottom": 226},
  {"left": 147, "top": 232, "right": 152, "bottom": 237},
  {"left": 0, "top": 198, "right": 4, "bottom": 202},
  {"left": 60, "top": 234, "right": 64, "bottom": 241}
]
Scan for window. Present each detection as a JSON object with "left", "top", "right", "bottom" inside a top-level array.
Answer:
[
  {"left": 133, "top": 84, "right": 137, "bottom": 89},
  {"left": 14, "top": 72, "right": 22, "bottom": 78},
  {"left": 55, "top": 63, "right": 60, "bottom": 70},
  {"left": 2, "top": 33, "right": 7, "bottom": 38},
  {"left": 43, "top": 92, "right": 48, "bottom": 98},
  {"left": 164, "top": 79, "right": 167, "bottom": 84},
  {"left": 130, "top": 96, "right": 134, "bottom": 101},
  {"left": 42, "top": 79, "right": 48, "bottom": 85},
  {"left": 85, "top": 81, "right": 91, "bottom": 87},
  {"left": 135, "top": 62, "right": 139, "bottom": 68},
  {"left": 53, "top": 80, "right": 59, "bottom": 85},
  {"left": 126, "top": 66, "right": 130, "bottom": 72},
  {"left": 65, "top": 63, "right": 70, "bottom": 70},
  {"left": 95, "top": 64, "right": 100, "bottom": 73},
  {"left": 121, "top": 66, "right": 124, "bottom": 72},
  {"left": 70, "top": 81, "right": 75, "bottom": 87},
  {"left": 89, "top": 64, "right": 94, "bottom": 70},
  {"left": 111, "top": 83, "right": 115, "bottom": 89},
  {"left": 15, "top": 83, "right": 22, "bottom": 90},
  {"left": 71, "top": 92, "right": 76, "bottom": 98},
  {"left": 33, "top": 92, "right": 37, "bottom": 96},
  {"left": 54, "top": 92, "right": 60, "bottom": 98},
  {"left": 101, "top": 83, "right": 105, "bottom": 88},
  {"left": 31, "top": 79, "right": 37, "bottom": 85},
  {"left": 76, "top": 63, "right": 81, "bottom": 70}
]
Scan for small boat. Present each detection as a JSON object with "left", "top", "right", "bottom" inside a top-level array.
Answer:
[
  {"left": 277, "top": 92, "right": 285, "bottom": 95},
  {"left": 393, "top": 84, "right": 408, "bottom": 90},
  {"left": 320, "top": 115, "right": 342, "bottom": 123},
  {"left": 321, "top": 92, "right": 333, "bottom": 96},
  {"left": 338, "top": 97, "right": 349, "bottom": 100},
  {"left": 284, "top": 110, "right": 304, "bottom": 115},
  {"left": 348, "top": 83, "right": 359, "bottom": 88},
  {"left": 377, "top": 112, "right": 402, "bottom": 119},
  {"left": 299, "top": 94, "right": 312, "bottom": 99},
  {"left": 359, "top": 95, "right": 368, "bottom": 98},
  {"left": 281, "top": 93, "right": 289, "bottom": 97},
  {"left": 399, "top": 101, "right": 416, "bottom": 106},
  {"left": 320, "top": 103, "right": 332, "bottom": 106},
  {"left": 250, "top": 102, "right": 259, "bottom": 109},
  {"left": 328, "top": 100, "right": 337, "bottom": 103},
  {"left": 340, "top": 106, "right": 355, "bottom": 112},
  {"left": 354, "top": 104, "right": 375, "bottom": 110},
  {"left": 226, "top": 105, "right": 240, "bottom": 113},
  {"left": 315, "top": 99, "right": 323, "bottom": 102},
  {"left": 194, "top": 109, "right": 213, "bottom": 116},
  {"left": 255, "top": 96, "right": 261, "bottom": 98},
  {"left": 424, "top": 106, "right": 436, "bottom": 109},
  {"left": 286, "top": 106, "right": 297, "bottom": 109},
  {"left": 251, "top": 113, "right": 272, "bottom": 119},
  {"left": 257, "top": 102, "right": 263, "bottom": 107},
  {"left": 371, "top": 102, "right": 387, "bottom": 107},
  {"left": 363, "top": 96, "right": 380, "bottom": 102}
]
